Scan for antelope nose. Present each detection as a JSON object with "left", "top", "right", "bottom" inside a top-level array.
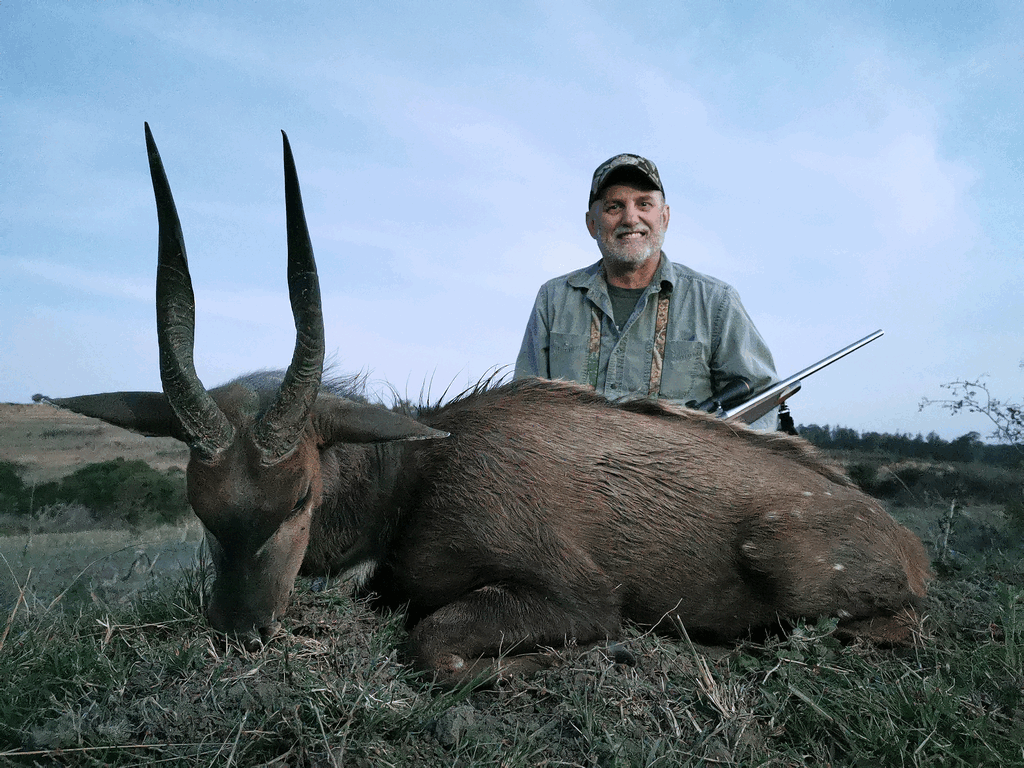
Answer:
[
  {"left": 206, "top": 603, "right": 278, "bottom": 644},
  {"left": 258, "top": 621, "right": 281, "bottom": 642},
  {"left": 237, "top": 621, "right": 280, "bottom": 652},
  {"left": 206, "top": 603, "right": 230, "bottom": 634}
]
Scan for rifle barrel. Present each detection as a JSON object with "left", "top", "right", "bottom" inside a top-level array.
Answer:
[{"left": 723, "top": 329, "right": 884, "bottom": 423}]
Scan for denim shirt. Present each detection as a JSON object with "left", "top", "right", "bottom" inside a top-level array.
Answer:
[{"left": 514, "top": 255, "right": 779, "bottom": 429}]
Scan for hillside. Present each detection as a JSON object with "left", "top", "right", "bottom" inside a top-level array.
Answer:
[{"left": 0, "top": 402, "right": 188, "bottom": 483}]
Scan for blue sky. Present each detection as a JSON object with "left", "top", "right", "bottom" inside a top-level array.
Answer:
[{"left": 2, "top": 0, "right": 1021, "bottom": 441}]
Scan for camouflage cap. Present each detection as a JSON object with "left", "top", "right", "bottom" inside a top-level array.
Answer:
[{"left": 589, "top": 154, "right": 664, "bottom": 206}]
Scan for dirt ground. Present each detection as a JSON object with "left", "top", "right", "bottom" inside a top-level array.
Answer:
[{"left": 0, "top": 401, "right": 188, "bottom": 483}]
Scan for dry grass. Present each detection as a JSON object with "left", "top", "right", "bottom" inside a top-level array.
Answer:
[{"left": 0, "top": 535, "right": 1021, "bottom": 767}]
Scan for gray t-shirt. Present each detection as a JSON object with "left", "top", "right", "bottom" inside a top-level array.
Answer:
[{"left": 606, "top": 284, "right": 645, "bottom": 330}]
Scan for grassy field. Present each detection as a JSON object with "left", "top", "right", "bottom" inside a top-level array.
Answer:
[
  {"left": 0, "top": 405, "right": 1021, "bottom": 766},
  {"left": 0, "top": 521, "right": 204, "bottom": 614},
  {"left": 1, "top": 506, "right": 1021, "bottom": 766}
]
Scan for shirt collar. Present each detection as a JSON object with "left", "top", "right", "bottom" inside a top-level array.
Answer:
[{"left": 568, "top": 253, "right": 674, "bottom": 295}]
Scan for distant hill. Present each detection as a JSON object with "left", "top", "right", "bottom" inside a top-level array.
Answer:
[{"left": 0, "top": 403, "right": 188, "bottom": 484}]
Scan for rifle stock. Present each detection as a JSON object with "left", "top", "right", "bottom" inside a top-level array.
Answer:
[{"left": 723, "top": 330, "right": 884, "bottom": 425}]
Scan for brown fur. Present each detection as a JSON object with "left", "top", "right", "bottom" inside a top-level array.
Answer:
[{"left": 298, "top": 376, "right": 930, "bottom": 684}]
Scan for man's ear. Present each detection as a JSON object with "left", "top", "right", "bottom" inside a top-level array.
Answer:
[
  {"left": 661, "top": 203, "right": 670, "bottom": 231},
  {"left": 585, "top": 208, "right": 598, "bottom": 239}
]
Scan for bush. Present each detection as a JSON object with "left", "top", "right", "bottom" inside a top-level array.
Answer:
[
  {"left": 24, "top": 459, "right": 189, "bottom": 527},
  {"left": 838, "top": 455, "right": 1024, "bottom": 508},
  {"left": 846, "top": 461, "right": 877, "bottom": 489},
  {"left": 0, "top": 461, "right": 29, "bottom": 514},
  {"left": 1005, "top": 494, "right": 1024, "bottom": 533},
  {"left": 30, "top": 502, "right": 97, "bottom": 534}
]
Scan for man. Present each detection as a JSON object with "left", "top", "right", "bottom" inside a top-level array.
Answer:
[{"left": 514, "top": 153, "right": 779, "bottom": 430}]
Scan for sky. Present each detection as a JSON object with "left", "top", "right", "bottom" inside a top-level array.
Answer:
[{"left": 2, "top": 0, "right": 1022, "bottom": 442}]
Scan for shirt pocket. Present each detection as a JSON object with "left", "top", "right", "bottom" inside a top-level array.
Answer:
[
  {"left": 660, "top": 340, "right": 709, "bottom": 401},
  {"left": 548, "top": 332, "right": 592, "bottom": 383}
]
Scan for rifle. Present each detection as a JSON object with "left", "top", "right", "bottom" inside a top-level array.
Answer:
[{"left": 687, "top": 330, "right": 884, "bottom": 425}]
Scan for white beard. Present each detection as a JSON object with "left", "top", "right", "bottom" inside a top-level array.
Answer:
[{"left": 599, "top": 226, "right": 665, "bottom": 269}]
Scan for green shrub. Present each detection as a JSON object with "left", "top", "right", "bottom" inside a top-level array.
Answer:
[
  {"left": 839, "top": 454, "right": 1024, "bottom": 508},
  {"left": 1005, "top": 495, "right": 1024, "bottom": 533},
  {"left": 846, "top": 461, "right": 878, "bottom": 490},
  {"left": 0, "top": 461, "right": 30, "bottom": 515},
  {"left": 33, "top": 459, "right": 189, "bottom": 526}
]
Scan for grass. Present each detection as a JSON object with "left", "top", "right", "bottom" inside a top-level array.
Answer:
[
  {"left": 0, "top": 537, "right": 1021, "bottom": 766},
  {"left": 0, "top": 494, "right": 1021, "bottom": 766},
  {"left": 0, "top": 521, "right": 205, "bottom": 613}
]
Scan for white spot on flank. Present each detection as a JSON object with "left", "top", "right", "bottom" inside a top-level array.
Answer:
[
  {"left": 741, "top": 541, "right": 757, "bottom": 554},
  {"left": 833, "top": 563, "right": 846, "bottom": 571},
  {"left": 838, "top": 609, "right": 852, "bottom": 619},
  {"left": 802, "top": 491, "right": 814, "bottom": 497}
]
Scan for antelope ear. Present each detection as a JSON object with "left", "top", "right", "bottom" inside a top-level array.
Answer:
[
  {"left": 32, "top": 391, "right": 188, "bottom": 442},
  {"left": 313, "top": 396, "right": 449, "bottom": 445}
]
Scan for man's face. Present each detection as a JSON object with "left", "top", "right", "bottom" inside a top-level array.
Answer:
[{"left": 586, "top": 183, "right": 670, "bottom": 269}]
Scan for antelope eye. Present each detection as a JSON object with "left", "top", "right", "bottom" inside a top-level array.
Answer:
[{"left": 292, "top": 485, "right": 312, "bottom": 514}]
